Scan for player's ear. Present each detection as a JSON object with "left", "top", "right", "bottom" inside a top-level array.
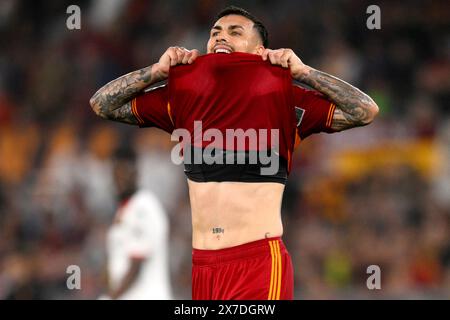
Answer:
[{"left": 255, "top": 45, "right": 265, "bottom": 56}]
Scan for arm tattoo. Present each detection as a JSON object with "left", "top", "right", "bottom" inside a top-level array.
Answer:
[
  {"left": 297, "top": 69, "right": 377, "bottom": 131},
  {"left": 107, "top": 101, "right": 135, "bottom": 125},
  {"left": 90, "top": 64, "right": 159, "bottom": 124}
]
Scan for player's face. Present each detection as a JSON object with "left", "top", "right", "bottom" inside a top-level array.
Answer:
[{"left": 207, "top": 15, "right": 264, "bottom": 55}]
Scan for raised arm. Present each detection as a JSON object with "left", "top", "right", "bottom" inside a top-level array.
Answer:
[
  {"left": 295, "top": 67, "right": 379, "bottom": 131},
  {"left": 262, "top": 48, "right": 379, "bottom": 131},
  {"left": 89, "top": 64, "right": 160, "bottom": 124},
  {"left": 89, "top": 47, "right": 199, "bottom": 124}
]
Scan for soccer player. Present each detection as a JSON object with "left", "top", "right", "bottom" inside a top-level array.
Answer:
[
  {"left": 104, "top": 147, "right": 173, "bottom": 300},
  {"left": 90, "top": 6, "right": 378, "bottom": 300}
]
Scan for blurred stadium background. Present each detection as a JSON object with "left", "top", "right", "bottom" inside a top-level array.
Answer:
[{"left": 0, "top": 0, "right": 449, "bottom": 299}]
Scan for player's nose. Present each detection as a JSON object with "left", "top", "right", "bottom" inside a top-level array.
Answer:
[{"left": 215, "top": 35, "right": 229, "bottom": 43}]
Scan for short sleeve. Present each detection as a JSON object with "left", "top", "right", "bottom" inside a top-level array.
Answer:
[
  {"left": 131, "top": 84, "right": 175, "bottom": 133},
  {"left": 293, "top": 85, "right": 337, "bottom": 140}
]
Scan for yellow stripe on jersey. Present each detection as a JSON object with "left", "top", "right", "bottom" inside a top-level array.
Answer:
[
  {"left": 167, "top": 102, "right": 174, "bottom": 126},
  {"left": 131, "top": 99, "right": 144, "bottom": 124},
  {"left": 294, "top": 128, "right": 302, "bottom": 148},
  {"left": 326, "top": 103, "right": 332, "bottom": 127},
  {"left": 130, "top": 99, "right": 137, "bottom": 121},
  {"left": 326, "top": 103, "right": 336, "bottom": 127}
]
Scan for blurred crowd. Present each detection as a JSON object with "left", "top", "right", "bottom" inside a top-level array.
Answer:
[{"left": 0, "top": 0, "right": 449, "bottom": 299}]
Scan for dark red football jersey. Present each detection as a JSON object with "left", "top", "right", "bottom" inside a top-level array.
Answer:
[{"left": 131, "top": 52, "right": 336, "bottom": 172}]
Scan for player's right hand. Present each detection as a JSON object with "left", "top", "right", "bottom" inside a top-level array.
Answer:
[{"left": 155, "top": 47, "right": 200, "bottom": 79}]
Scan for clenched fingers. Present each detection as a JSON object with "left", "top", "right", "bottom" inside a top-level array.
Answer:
[
  {"left": 187, "top": 49, "right": 199, "bottom": 64},
  {"left": 262, "top": 48, "right": 293, "bottom": 68}
]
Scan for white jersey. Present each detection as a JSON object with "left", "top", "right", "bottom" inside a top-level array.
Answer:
[{"left": 106, "top": 190, "right": 173, "bottom": 299}]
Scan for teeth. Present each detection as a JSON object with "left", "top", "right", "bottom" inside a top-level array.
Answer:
[{"left": 215, "top": 48, "right": 231, "bottom": 54}]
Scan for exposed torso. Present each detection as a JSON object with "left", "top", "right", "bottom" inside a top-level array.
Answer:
[{"left": 188, "top": 179, "right": 284, "bottom": 249}]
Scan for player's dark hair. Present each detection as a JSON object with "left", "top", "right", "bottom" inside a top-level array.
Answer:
[{"left": 216, "top": 6, "right": 269, "bottom": 48}]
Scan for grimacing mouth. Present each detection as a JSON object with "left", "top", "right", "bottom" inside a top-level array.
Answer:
[{"left": 213, "top": 44, "right": 233, "bottom": 54}]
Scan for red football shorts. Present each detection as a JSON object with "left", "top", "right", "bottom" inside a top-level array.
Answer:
[{"left": 192, "top": 237, "right": 294, "bottom": 300}]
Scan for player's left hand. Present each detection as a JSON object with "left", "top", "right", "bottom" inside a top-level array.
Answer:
[{"left": 261, "top": 48, "right": 309, "bottom": 79}]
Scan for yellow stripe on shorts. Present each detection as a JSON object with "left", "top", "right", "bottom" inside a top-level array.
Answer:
[{"left": 268, "top": 240, "right": 282, "bottom": 300}]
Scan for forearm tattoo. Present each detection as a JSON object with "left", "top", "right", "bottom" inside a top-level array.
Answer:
[
  {"left": 298, "top": 69, "right": 377, "bottom": 131},
  {"left": 90, "top": 65, "right": 156, "bottom": 124}
]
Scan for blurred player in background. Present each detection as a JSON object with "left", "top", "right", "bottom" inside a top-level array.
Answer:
[
  {"left": 90, "top": 6, "right": 378, "bottom": 300},
  {"left": 104, "top": 146, "right": 173, "bottom": 300}
]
